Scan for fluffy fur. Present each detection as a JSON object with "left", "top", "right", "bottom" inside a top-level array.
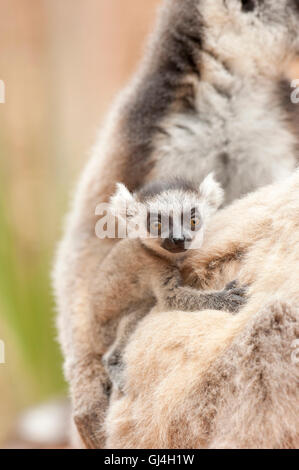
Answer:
[
  {"left": 53, "top": 0, "right": 299, "bottom": 447},
  {"left": 105, "top": 172, "right": 299, "bottom": 449}
]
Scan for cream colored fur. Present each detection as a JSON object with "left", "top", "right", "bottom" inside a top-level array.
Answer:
[{"left": 105, "top": 172, "right": 299, "bottom": 449}]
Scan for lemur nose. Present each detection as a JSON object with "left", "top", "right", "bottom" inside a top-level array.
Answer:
[
  {"left": 162, "top": 236, "right": 188, "bottom": 253},
  {"left": 172, "top": 237, "right": 185, "bottom": 246}
]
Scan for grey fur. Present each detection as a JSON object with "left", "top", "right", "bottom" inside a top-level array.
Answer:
[{"left": 137, "top": 178, "right": 199, "bottom": 202}]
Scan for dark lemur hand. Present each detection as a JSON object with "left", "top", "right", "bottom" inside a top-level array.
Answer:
[{"left": 155, "top": 266, "right": 247, "bottom": 314}]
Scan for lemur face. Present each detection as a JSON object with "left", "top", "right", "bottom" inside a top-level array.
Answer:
[
  {"left": 143, "top": 189, "right": 205, "bottom": 254},
  {"left": 110, "top": 174, "right": 224, "bottom": 258},
  {"left": 201, "top": 0, "right": 299, "bottom": 75}
]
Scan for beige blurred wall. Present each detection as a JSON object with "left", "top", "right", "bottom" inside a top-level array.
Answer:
[{"left": 0, "top": 0, "right": 160, "bottom": 245}]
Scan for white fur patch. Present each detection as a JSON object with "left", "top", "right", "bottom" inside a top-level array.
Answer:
[
  {"left": 200, "top": 173, "right": 224, "bottom": 210},
  {"left": 110, "top": 183, "right": 138, "bottom": 221}
]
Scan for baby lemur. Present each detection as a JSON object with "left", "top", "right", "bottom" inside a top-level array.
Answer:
[{"left": 100, "top": 174, "right": 246, "bottom": 391}]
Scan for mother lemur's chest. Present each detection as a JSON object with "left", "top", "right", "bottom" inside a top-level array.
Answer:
[{"left": 149, "top": 82, "right": 297, "bottom": 204}]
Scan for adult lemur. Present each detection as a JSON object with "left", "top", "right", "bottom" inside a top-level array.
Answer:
[{"left": 53, "top": 0, "right": 299, "bottom": 448}]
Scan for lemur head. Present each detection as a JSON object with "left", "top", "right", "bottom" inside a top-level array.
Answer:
[
  {"left": 110, "top": 174, "right": 224, "bottom": 258},
  {"left": 200, "top": 0, "right": 299, "bottom": 76}
]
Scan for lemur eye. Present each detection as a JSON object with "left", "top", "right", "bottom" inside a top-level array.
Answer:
[
  {"left": 241, "top": 0, "right": 255, "bottom": 12},
  {"left": 191, "top": 217, "right": 200, "bottom": 231},
  {"left": 151, "top": 221, "right": 162, "bottom": 233}
]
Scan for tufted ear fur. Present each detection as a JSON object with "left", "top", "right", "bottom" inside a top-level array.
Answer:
[
  {"left": 199, "top": 173, "right": 224, "bottom": 211},
  {"left": 109, "top": 183, "right": 139, "bottom": 222}
]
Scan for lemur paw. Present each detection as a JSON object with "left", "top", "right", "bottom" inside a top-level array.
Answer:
[{"left": 218, "top": 283, "right": 248, "bottom": 313}]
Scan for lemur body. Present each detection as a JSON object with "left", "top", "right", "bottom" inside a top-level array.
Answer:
[{"left": 54, "top": 0, "right": 299, "bottom": 447}]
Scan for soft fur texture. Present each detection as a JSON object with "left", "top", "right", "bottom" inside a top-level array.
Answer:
[
  {"left": 105, "top": 172, "right": 299, "bottom": 449},
  {"left": 53, "top": 0, "right": 299, "bottom": 447}
]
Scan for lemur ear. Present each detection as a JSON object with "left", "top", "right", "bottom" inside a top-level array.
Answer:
[
  {"left": 109, "top": 183, "right": 138, "bottom": 220},
  {"left": 199, "top": 173, "right": 224, "bottom": 210}
]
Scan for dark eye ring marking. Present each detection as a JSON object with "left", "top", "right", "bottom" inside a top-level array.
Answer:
[
  {"left": 241, "top": 0, "right": 255, "bottom": 12},
  {"left": 147, "top": 212, "right": 160, "bottom": 236},
  {"left": 189, "top": 208, "right": 201, "bottom": 232}
]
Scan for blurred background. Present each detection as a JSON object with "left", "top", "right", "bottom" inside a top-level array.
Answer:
[
  {"left": 0, "top": 0, "right": 160, "bottom": 447},
  {"left": 0, "top": 0, "right": 298, "bottom": 449}
]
